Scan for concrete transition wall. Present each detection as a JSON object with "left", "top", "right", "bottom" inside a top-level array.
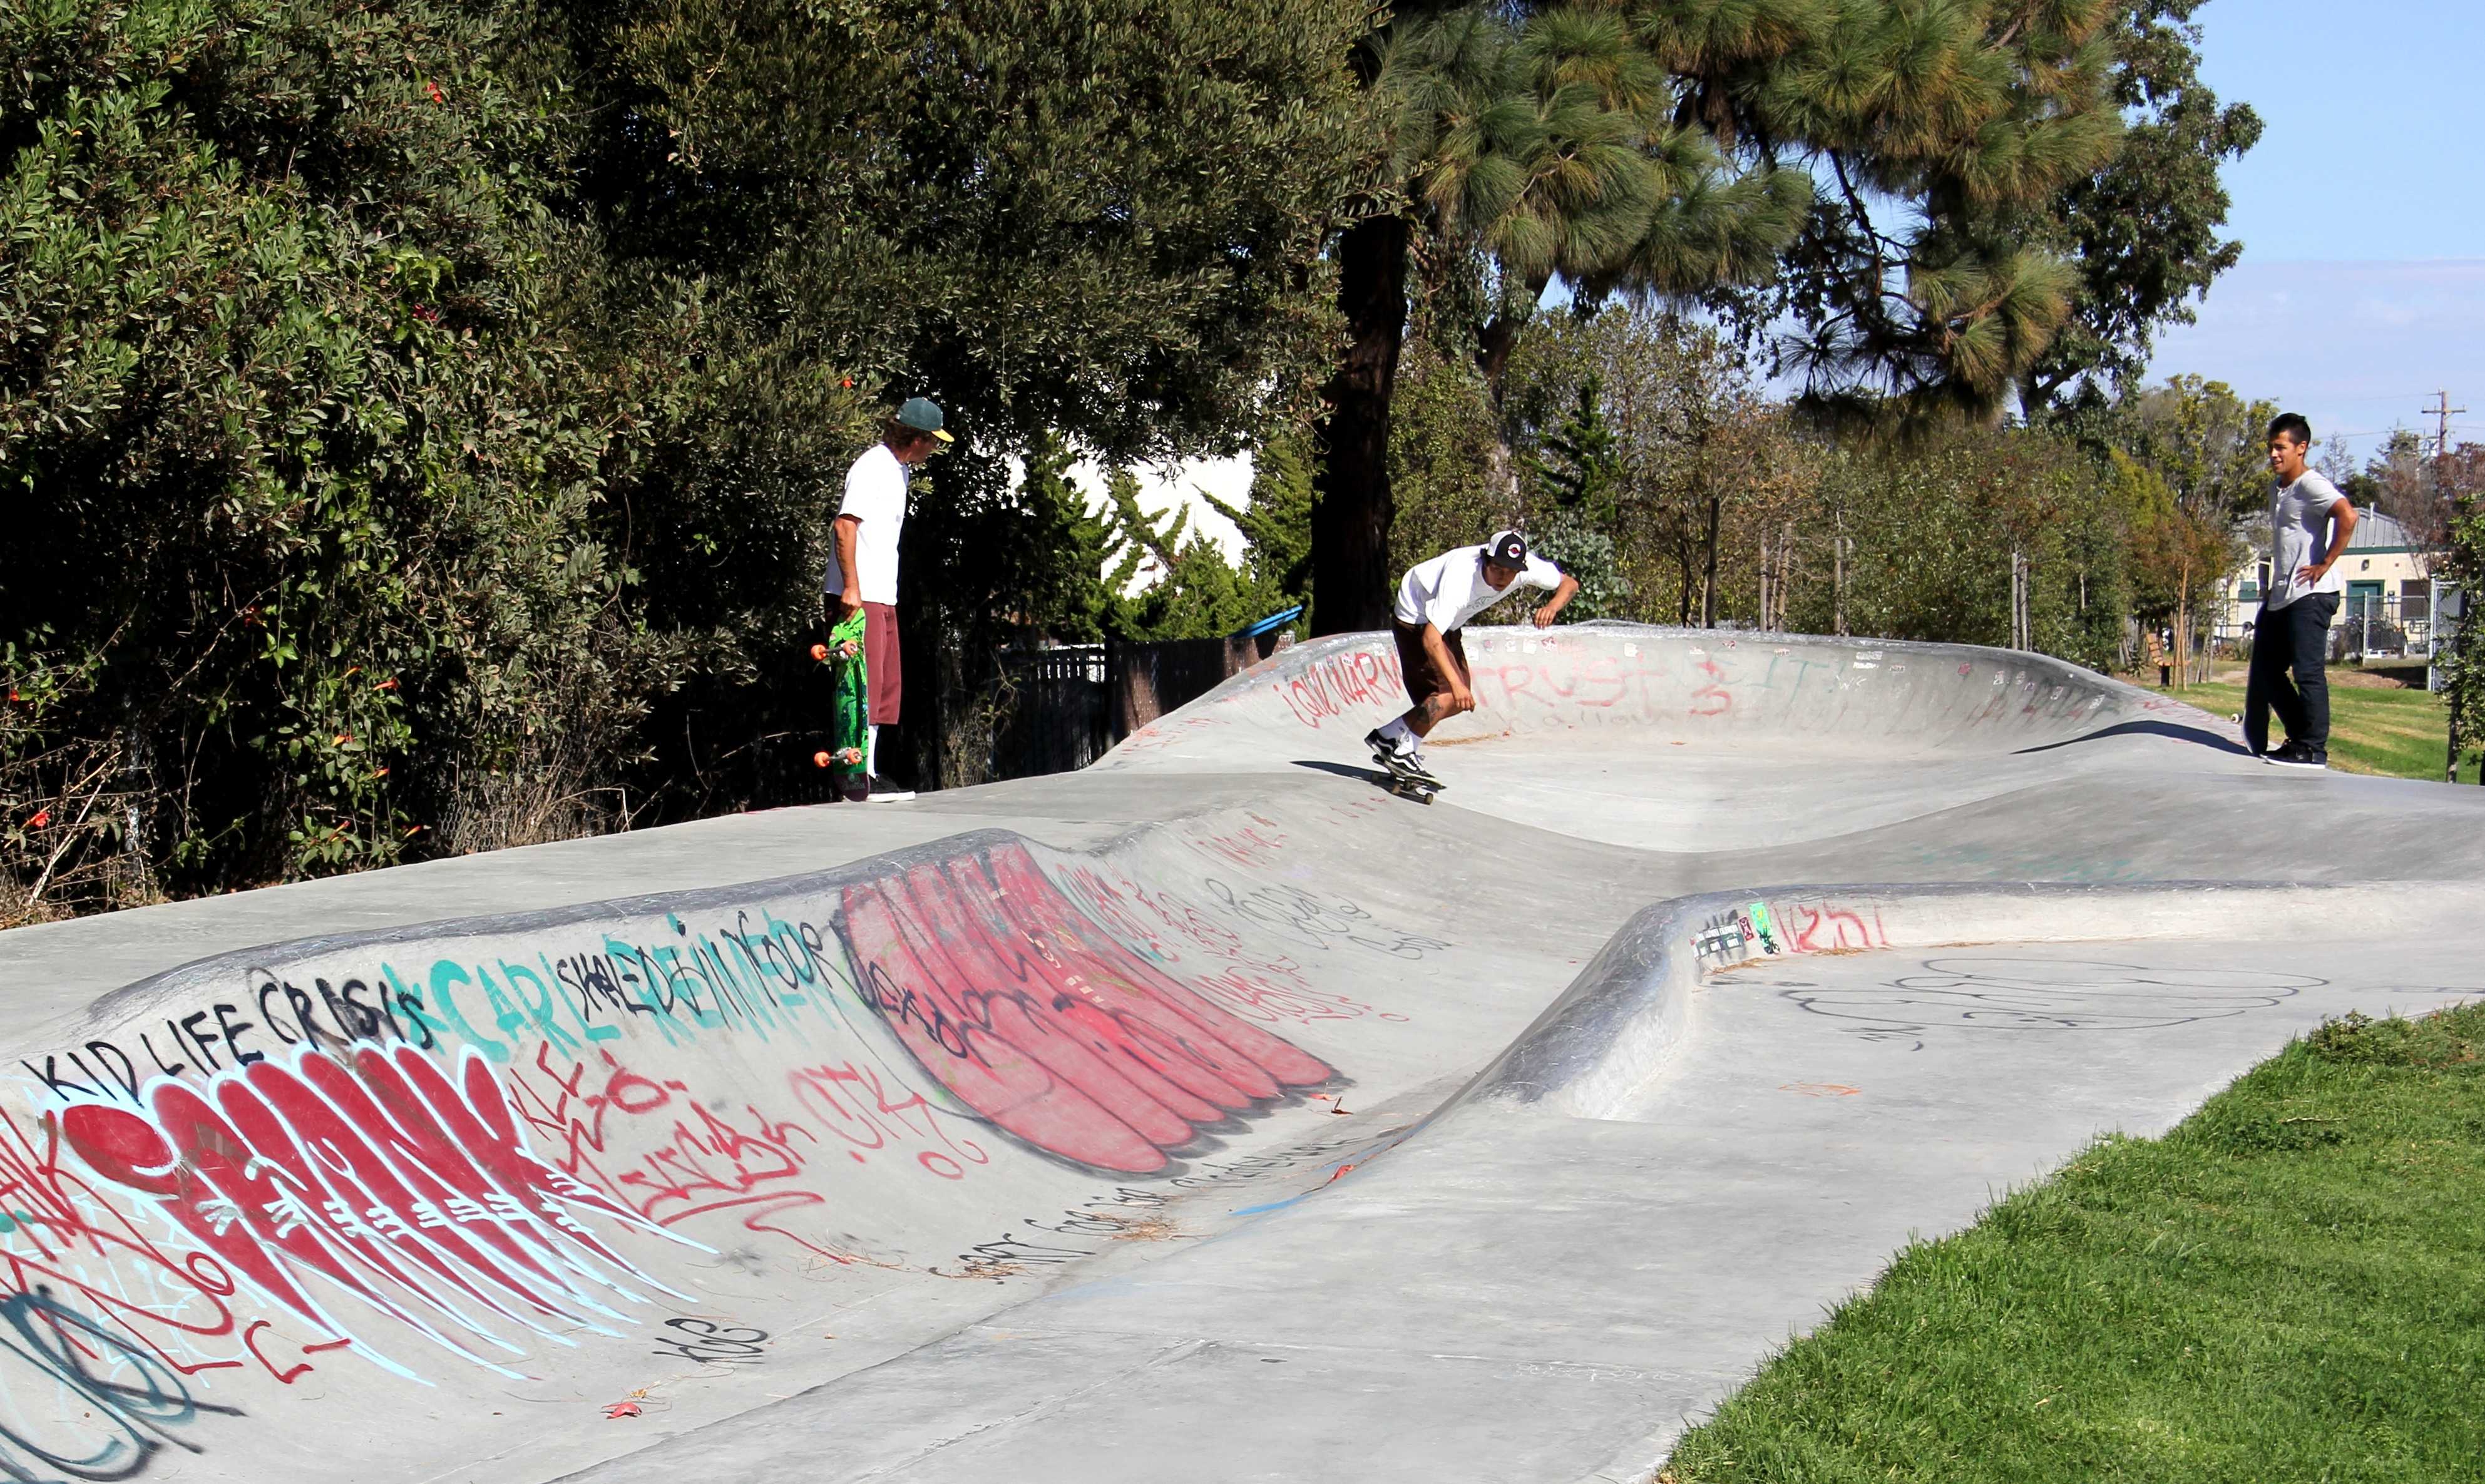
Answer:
[
  {"left": 0, "top": 623, "right": 2449, "bottom": 1484},
  {"left": 1100, "top": 625, "right": 2185, "bottom": 765}
]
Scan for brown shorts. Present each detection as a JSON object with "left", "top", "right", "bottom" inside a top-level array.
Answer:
[
  {"left": 864, "top": 602, "right": 903, "bottom": 725},
  {"left": 1392, "top": 620, "right": 1467, "bottom": 705}
]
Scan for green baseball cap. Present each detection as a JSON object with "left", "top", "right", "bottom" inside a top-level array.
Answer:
[{"left": 897, "top": 396, "right": 954, "bottom": 443}]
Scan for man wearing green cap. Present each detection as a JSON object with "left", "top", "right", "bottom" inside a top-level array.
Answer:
[{"left": 824, "top": 397, "right": 951, "bottom": 801}]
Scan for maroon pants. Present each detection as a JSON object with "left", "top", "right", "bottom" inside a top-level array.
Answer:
[
  {"left": 864, "top": 602, "right": 903, "bottom": 725},
  {"left": 1392, "top": 620, "right": 1468, "bottom": 705}
]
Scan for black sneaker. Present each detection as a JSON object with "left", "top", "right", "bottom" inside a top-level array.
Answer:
[
  {"left": 864, "top": 775, "right": 916, "bottom": 802},
  {"left": 2263, "top": 742, "right": 2327, "bottom": 770},
  {"left": 1365, "top": 727, "right": 1406, "bottom": 770}
]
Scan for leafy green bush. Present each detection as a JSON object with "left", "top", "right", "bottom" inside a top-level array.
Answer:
[{"left": 1, "top": 1, "right": 667, "bottom": 906}]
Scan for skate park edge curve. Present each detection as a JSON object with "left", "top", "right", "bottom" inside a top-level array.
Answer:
[{"left": 1, "top": 623, "right": 2479, "bottom": 1484}]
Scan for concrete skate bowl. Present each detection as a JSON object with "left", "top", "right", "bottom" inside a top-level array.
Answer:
[
  {"left": 2, "top": 625, "right": 2482, "bottom": 1484},
  {"left": 1107, "top": 625, "right": 2167, "bottom": 761}
]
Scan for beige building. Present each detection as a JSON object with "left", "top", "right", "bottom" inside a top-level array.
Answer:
[{"left": 2214, "top": 509, "right": 2439, "bottom": 658}]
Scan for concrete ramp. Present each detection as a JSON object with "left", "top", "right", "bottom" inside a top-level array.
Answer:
[{"left": 1, "top": 626, "right": 2479, "bottom": 1484}]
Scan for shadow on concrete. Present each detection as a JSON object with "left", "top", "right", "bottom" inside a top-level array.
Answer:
[
  {"left": 1292, "top": 759, "right": 1397, "bottom": 785},
  {"left": 2015, "top": 719, "right": 2251, "bottom": 757}
]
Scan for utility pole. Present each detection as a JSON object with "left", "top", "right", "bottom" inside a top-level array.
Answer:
[{"left": 2424, "top": 391, "right": 2467, "bottom": 461}]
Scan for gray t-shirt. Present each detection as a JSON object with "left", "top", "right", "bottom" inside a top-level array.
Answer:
[{"left": 2265, "top": 471, "right": 2346, "bottom": 611}]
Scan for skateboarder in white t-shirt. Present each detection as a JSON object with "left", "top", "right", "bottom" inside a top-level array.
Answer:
[
  {"left": 823, "top": 397, "right": 951, "bottom": 801},
  {"left": 1366, "top": 530, "right": 1578, "bottom": 776}
]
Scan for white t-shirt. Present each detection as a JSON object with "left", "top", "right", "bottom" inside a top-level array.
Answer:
[
  {"left": 2265, "top": 471, "right": 2346, "bottom": 611},
  {"left": 1392, "top": 544, "right": 1564, "bottom": 632},
  {"left": 822, "top": 443, "right": 909, "bottom": 605}
]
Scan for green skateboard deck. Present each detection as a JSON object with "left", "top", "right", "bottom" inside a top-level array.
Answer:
[{"left": 812, "top": 608, "right": 869, "bottom": 796}]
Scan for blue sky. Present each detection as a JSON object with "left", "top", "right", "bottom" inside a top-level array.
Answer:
[{"left": 2144, "top": 0, "right": 2485, "bottom": 460}]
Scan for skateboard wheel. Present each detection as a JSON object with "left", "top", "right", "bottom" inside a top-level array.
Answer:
[
  {"left": 812, "top": 750, "right": 831, "bottom": 768},
  {"left": 810, "top": 643, "right": 829, "bottom": 661}
]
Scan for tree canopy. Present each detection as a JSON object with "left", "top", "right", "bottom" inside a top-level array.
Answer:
[
  {"left": 1308, "top": 0, "right": 2215, "bottom": 630},
  {"left": 1, "top": 0, "right": 2281, "bottom": 920}
]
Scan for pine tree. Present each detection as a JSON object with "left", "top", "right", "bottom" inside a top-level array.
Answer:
[
  {"left": 1204, "top": 431, "right": 1317, "bottom": 622},
  {"left": 2020, "top": 0, "right": 2263, "bottom": 414},
  {"left": 1101, "top": 472, "right": 1266, "bottom": 640},
  {"left": 1314, "top": 0, "right": 2133, "bottom": 631},
  {"left": 1530, "top": 379, "right": 1622, "bottom": 526},
  {"left": 1521, "top": 377, "right": 1630, "bottom": 620},
  {"left": 1015, "top": 433, "right": 1127, "bottom": 644}
]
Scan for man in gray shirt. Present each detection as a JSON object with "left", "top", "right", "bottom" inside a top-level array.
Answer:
[{"left": 2245, "top": 412, "right": 2360, "bottom": 769}]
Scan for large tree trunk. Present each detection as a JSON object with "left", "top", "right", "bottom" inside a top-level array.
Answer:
[
  {"left": 1475, "top": 313, "right": 1521, "bottom": 403},
  {"left": 1311, "top": 215, "right": 1412, "bottom": 636}
]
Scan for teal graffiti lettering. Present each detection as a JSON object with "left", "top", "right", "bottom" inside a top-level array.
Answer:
[
  {"left": 498, "top": 958, "right": 584, "bottom": 1057},
  {"left": 427, "top": 960, "right": 510, "bottom": 1062},
  {"left": 472, "top": 965, "right": 531, "bottom": 1048}
]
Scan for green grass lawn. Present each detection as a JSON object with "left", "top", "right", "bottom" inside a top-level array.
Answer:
[
  {"left": 2143, "top": 671, "right": 2480, "bottom": 785},
  {"left": 1661, "top": 1004, "right": 2485, "bottom": 1484}
]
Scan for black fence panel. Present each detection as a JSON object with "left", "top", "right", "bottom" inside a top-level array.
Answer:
[
  {"left": 989, "top": 646, "right": 1110, "bottom": 780},
  {"left": 985, "top": 632, "right": 1288, "bottom": 782}
]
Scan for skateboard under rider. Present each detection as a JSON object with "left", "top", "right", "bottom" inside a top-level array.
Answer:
[
  {"left": 811, "top": 608, "right": 869, "bottom": 801},
  {"left": 1367, "top": 736, "right": 1445, "bottom": 805}
]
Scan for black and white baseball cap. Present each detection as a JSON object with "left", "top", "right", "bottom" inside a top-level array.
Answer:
[{"left": 1486, "top": 530, "right": 1529, "bottom": 566}]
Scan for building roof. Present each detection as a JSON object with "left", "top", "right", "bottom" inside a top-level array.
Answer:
[
  {"left": 2228, "top": 506, "right": 2431, "bottom": 563},
  {"left": 2344, "top": 509, "right": 2417, "bottom": 550}
]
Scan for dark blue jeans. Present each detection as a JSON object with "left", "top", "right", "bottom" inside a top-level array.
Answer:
[{"left": 2244, "top": 593, "right": 2339, "bottom": 754}]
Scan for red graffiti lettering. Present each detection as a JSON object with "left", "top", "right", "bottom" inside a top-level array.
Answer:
[
  {"left": 786, "top": 1061, "right": 992, "bottom": 1180},
  {"left": 59, "top": 1043, "right": 685, "bottom": 1378},
  {"left": 1054, "top": 863, "right": 1397, "bottom": 1028},
  {"left": 1786, "top": 902, "right": 1883, "bottom": 954},
  {"left": 1196, "top": 817, "right": 1288, "bottom": 868},
  {"left": 0, "top": 1107, "right": 259, "bottom": 1382},
  {"left": 1690, "top": 656, "right": 1732, "bottom": 717},
  {"left": 1275, "top": 648, "right": 1404, "bottom": 729}
]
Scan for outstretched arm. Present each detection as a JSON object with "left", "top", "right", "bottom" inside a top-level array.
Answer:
[{"left": 1532, "top": 573, "right": 1581, "bottom": 628}]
